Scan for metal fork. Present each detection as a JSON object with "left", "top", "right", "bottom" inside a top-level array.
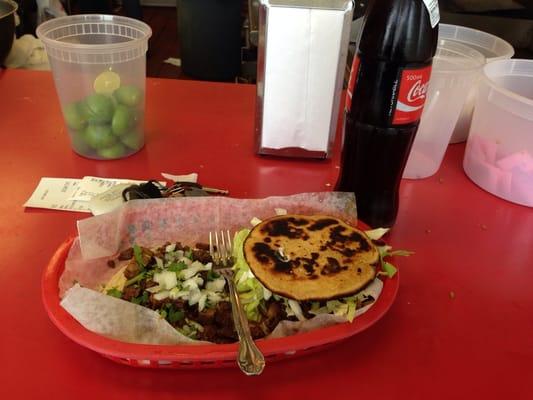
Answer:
[{"left": 209, "top": 230, "right": 265, "bottom": 376}]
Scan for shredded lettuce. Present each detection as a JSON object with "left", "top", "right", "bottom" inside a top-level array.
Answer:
[
  {"left": 381, "top": 261, "right": 397, "bottom": 278},
  {"left": 232, "top": 229, "right": 266, "bottom": 322},
  {"left": 386, "top": 249, "right": 415, "bottom": 257},
  {"left": 346, "top": 297, "right": 356, "bottom": 322},
  {"left": 365, "top": 228, "right": 414, "bottom": 279},
  {"left": 307, "top": 296, "right": 359, "bottom": 322},
  {"left": 375, "top": 241, "right": 414, "bottom": 278},
  {"left": 287, "top": 300, "right": 305, "bottom": 321},
  {"left": 364, "top": 227, "right": 390, "bottom": 241}
]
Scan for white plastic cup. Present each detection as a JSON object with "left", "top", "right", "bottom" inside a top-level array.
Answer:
[
  {"left": 464, "top": 59, "right": 533, "bottom": 207},
  {"left": 439, "top": 24, "right": 514, "bottom": 143},
  {"left": 37, "top": 15, "right": 152, "bottom": 160},
  {"left": 403, "top": 40, "right": 485, "bottom": 179}
]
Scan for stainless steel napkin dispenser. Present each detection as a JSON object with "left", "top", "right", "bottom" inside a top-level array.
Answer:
[{"left": 255, "top": 0, "right": 354, "bottom": 158}]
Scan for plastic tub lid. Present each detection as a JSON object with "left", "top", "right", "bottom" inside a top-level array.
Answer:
[
  {"left": 482, "top": 59, "right": 533, "bottom": 121},
  {"left": 433, "top": 39, "right": 485, "bottom": 74},
  {"left": 36, "top": 14, "right": 152, "bottom": 64},
  {"left": 439, "top": 23, "right": 514, "bottom": 62}
]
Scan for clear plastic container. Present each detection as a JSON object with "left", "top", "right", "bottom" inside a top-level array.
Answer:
[
  {"left": 439, "top": 24, "right": 514, "bottom": 143},
  {"left": 403, "top": 40, "right": 485, "bottom": 179},
  {"left": 464, "top": 59, "right": 533, "bottom": 207},
  {"left": 36, "top": 15, "right": 152, "bottom": 160}
]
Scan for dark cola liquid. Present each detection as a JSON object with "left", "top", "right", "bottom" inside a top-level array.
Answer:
[
  {"left": 338, "top": 118, "right": 418, "bottom": 228},
  {"left": 336, "top": 0, "right": 438, "bottom": 228}
]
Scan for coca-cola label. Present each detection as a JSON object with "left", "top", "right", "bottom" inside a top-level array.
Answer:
[
  {"left": 345, "top": 55, "right": 361, "bottom": 113},
  {"left": 392, "top": 65, "right": 432, "bottom": 125}
]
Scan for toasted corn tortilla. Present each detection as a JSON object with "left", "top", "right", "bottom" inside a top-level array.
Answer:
[{"left": 243, "top": 215, "right": 379, "bottom": 301}]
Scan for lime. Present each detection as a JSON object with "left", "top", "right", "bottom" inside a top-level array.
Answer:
[
  {"left": 131, "top": 110, "right": 143, "bottom": 127},
  {"left": 121, "top": 131, "right": 144, "bottom": 150},
  {"left": 98, "top": 143, "right": 127, "bottom": 159},
  {"left": 77, "top": 101, "right": 93, "bottom": 120},
  {"left": 63, "top": 102, "right": 87, "bottom": 131},
  {"left": 84, "top": 124, "right": 117, "bottom": 149},
  {"left": 114, "top": 85, "right": 143, "bottom": 107},
  {"left": 94, "top": 70, "right": 121, "bottom": 95},
  {"left": 111, "top": 105, "right": 132, "bottom": 136},
  {"left": 71, "top": 131, "right": 92, "bottom": 155},
  {"left": 85, "top": 94, "right": 115, "bottom": 123}
]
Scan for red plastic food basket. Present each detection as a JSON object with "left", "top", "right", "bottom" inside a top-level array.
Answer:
[{"left": 42, "top": 237, "right": 400, "bottom": 369}]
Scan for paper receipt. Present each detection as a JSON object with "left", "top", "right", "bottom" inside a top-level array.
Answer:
[
  {"left": 24, "top": 174, "right": 191, "bottom": 214},
  {"left": 23, "top": 178, "right": 91, "bottom": 213}
]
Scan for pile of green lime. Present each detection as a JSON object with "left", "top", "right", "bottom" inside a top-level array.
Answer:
[{"left": 63, "top": 70, "right": 144, "bottom": 159}]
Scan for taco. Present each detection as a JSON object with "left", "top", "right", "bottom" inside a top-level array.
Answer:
[
  {"left": 242, "top": 215, "right": 379, "bottom": 301},
  {"left": 103, "top": 242, "right": 287, "bottom": 344}
]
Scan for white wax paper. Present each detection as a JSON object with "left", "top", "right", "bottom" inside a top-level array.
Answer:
[
  {"left": 58, "top": 192, "right": 383, "bottom": 346},
  {"left": 61, "top": 284, "right": 207, "bottom": 345}
]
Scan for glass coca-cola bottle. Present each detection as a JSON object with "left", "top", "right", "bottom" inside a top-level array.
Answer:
[{"left": 337, "top": 0, "right": 439, "bottom": 228}]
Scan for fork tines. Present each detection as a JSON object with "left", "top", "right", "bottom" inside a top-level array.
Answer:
[{"left": 209, "top": 230, "right": 233, "bottom": 267}]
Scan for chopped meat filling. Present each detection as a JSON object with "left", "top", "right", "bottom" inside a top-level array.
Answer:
[
  {"left": 124, "top": 260, "right": 141, "bottom": 279},
  {"left": 108, "top": 243, "right": 307, "bottom": 344},
  {"left": 122, "top": 286, "right": 141, "bottom": 301}
]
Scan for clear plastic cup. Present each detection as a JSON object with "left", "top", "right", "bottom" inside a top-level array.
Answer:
[
  {"left": 439, "top": 24, "right": 514, "bottom": 143},
  {"left": 37, "top": 15, "right": 152, "bottom": 160},
  {"left": 403, "top": 40, "right": 485, "bottom": 179},
  {"left": 464, "top": 59, "right": 533, "bottom": 207}
]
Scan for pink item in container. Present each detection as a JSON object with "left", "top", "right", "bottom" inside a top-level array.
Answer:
[
  {"left": 465, "top": 135, "right": 533, "bottom": 207},
  {"left": 464, "top": 59, "right": 533, "bottom": 207}
]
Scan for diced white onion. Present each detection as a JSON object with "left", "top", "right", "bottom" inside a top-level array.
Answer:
[
  {"left": 206, "top": 278, "right": 226, "bottom": 292},
  {"left": 169, "top": 289, "right": 189, "bottom": 300},
  {"left": 168, "top": 287, "right": 180, "bottom": 299},
  {"left": 250, "top": 217, "right": 262, "bottom": 226},
  {"left": 153, "top": 271, "right": 178, "bottom": 290},
  {"left": 179, "top": 260, "right": 211, "bottom": 280},
  {"left": 188, "top": 289, "right": 202, "bottom": 306},
  {"left": 146, "top": 285, "right": 162, "bottom": 294},
  {"left": 164, "top": 251, "right": 178, "bottom": 262},
  {"left": 275, "top": 208, "right": 287, "bottom": 215},
  {"left": 178, "top": 256, "right": 193, "bottom": 266},
  {"left": 183, "top": 276, "right": 204, "bottom": 291},
  {"left": 207, "top": 292, "right": 222, "bottom": 303},
  {"left": 165, "top": 243, "right": 176, "bottom": 253},
  {"left": 153, "top": 290, "right": 170, "bottom": 301},
  {"left": 192, "top": 260, "right": 210, "bottom": 270},
  {"left": 198, "top": 293, "right": 207, "bottom": 312}
]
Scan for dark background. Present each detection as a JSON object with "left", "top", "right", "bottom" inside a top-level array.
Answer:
[{"left": 10, "top": 0, "right": 533, "bottom": 81}]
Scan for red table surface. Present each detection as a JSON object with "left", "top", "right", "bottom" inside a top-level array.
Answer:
[{"left": 0, "top": 69, "right": 532, "bottom": 399}]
